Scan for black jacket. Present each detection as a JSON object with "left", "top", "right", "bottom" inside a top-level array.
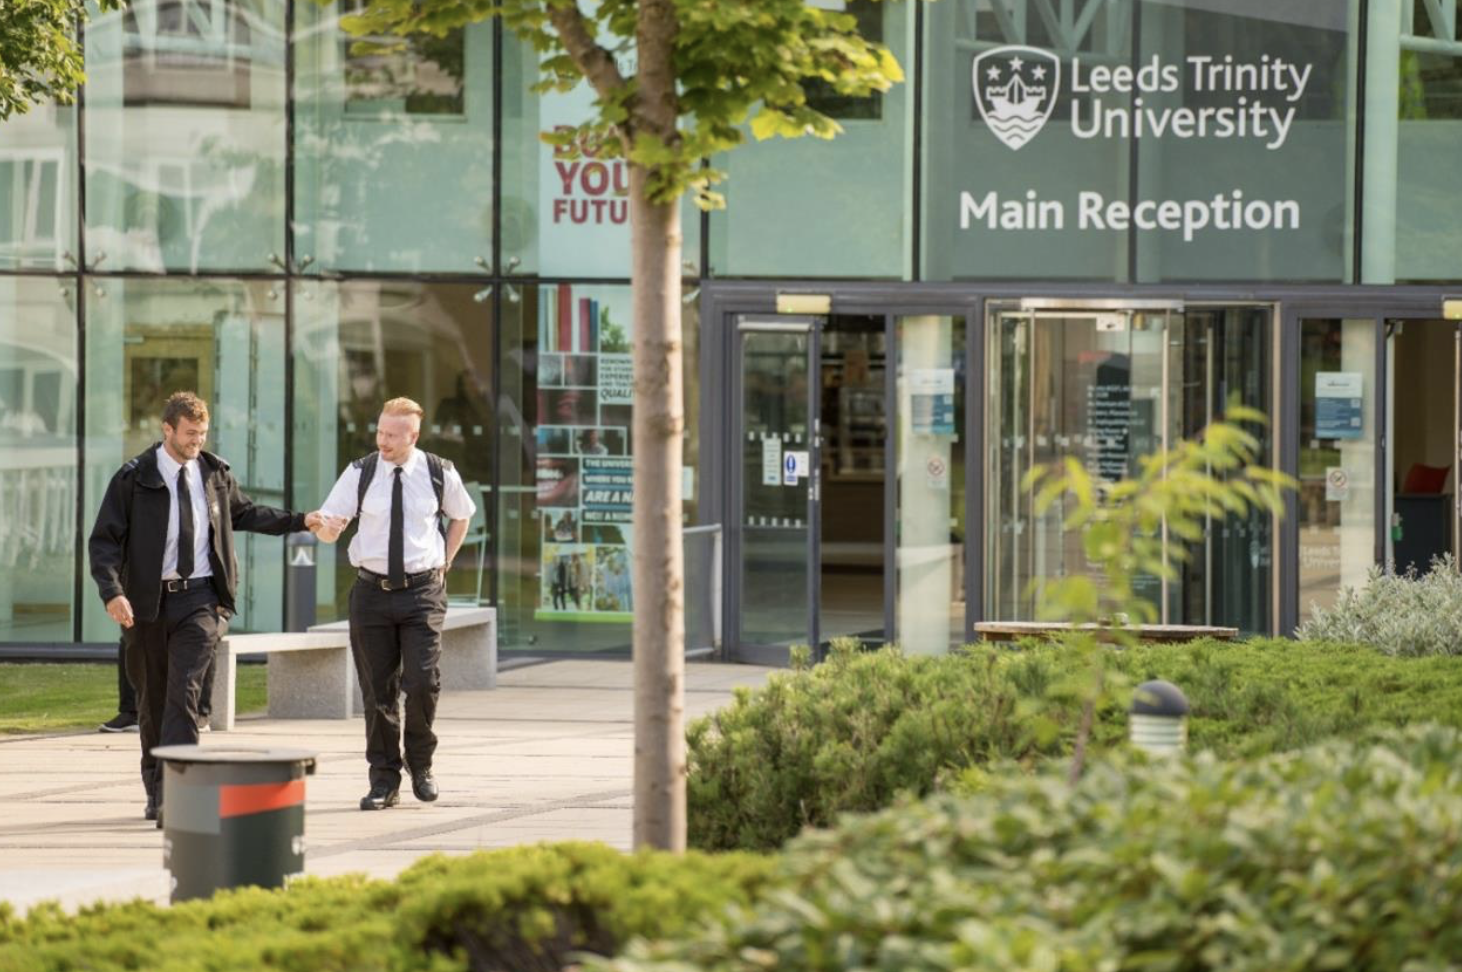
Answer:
[{"left": 88, "top": 444, "right": 305, "bottom": 622}]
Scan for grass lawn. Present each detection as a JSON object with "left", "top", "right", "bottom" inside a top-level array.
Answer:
[{"left": 0, "top": 662, "right": 267, "bottom": 734}]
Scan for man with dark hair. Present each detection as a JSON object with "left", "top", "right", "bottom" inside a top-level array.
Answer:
[{"left": 89, "top": 391, "right": 328, "bottom": 825}]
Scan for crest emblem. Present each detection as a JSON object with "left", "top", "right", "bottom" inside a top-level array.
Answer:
[{"left": 972, "top": 45, "right": 1060, "bottom": 150}]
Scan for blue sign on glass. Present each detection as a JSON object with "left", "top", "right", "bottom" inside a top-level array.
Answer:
[{"left": 1315, "top": 372, "right": 1363, "bottom": 440}]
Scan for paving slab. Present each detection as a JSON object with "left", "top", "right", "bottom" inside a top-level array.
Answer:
[{"left": 0, "top": 658, "right": 772, "bottom": 915}]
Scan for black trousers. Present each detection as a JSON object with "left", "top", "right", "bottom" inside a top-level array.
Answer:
[
  {"left": 125, "top": 586, "right": 227, "bottom": 798},
  {"left": 117, "top": 635, "right": 207, "bottom": 717},
  {"left": 116, "top": 638, "right": 136, "bottom": 718},
  {"left": 349, "top": 576, "right": 447, "bottom": 789}
]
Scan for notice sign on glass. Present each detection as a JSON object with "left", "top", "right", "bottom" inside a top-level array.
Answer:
[
  {"left": 1315, "top": 372, "right": 1363, "bottom": 440},
  {"left": 909, "top": 368, "right": 956, "bottom": 435}
]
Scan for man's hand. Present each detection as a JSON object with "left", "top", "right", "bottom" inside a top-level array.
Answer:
[
  {"left": 106, "top": 595, "right": 135, "bottom": 629},
  {"left": 307, "top": 511, "right": 349, "bottom": 543}
]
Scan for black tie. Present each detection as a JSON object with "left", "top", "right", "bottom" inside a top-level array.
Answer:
[
  {"left": 389, "top": 466, "right": 405, "bottom": 588},
  {"left": 176, "top": 467, "right": 195, "bottom": 580}
]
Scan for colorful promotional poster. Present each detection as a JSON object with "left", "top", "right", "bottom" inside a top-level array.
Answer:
[{"left": 535, "top": 284, "right": 635, "bottom": 621}]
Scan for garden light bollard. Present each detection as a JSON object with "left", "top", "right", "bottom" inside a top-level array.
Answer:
[
  {"left": 152, "top": 744, "right": 317, "bottom": 902},
  {"left": 1129, "top": 680, "right": 1189, "bottom": 755}
]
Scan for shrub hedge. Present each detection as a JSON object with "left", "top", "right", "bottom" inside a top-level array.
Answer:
[
  {"left": 0, "top": 843, "right": 775, "bottom": 972},
  {"left": 687, "top": 638, "right": 1462, "bottom": 850},
  {"left": 608, "top": 726, "right": 1462, "bottom": 972},
  {"left": 1297, "top": 554, "right": 1462, "bottom": 656}
]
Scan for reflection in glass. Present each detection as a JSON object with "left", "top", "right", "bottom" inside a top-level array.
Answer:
[
  {"left": 293, "top": 3, "right": 493, "bottom": 273},
  {"left": 83, "top": 0, "right": 286, "bottom": 272},
  {"left": 1368, "top": 4, "right": 1462, "bottom": 280},
  {"left": 710, "top": 0, "right": 912, "bottom": 278},
  {"left": 497, "top": 285, "right": 700, "bottom": 653},
  {"left": 83, "top": 278, "right": 286, "bottom": 638},
  {"left": 0, "top": 105, "right": 76, "bottom": 271},
  {"left": 986, "top": 305, "right": 1273, "bottom": 633},
  {"left": 500, "top": 37, "right": 699, "bottom": 277},
  {"left": 292, "top": 280, "right": 494, "bottom": 621},
  {"left": 0, "top": 279, "right": 77, "bottom": 641},
  {"left": 1298, "top": 318, "right": 1377, "bottom": 620}
]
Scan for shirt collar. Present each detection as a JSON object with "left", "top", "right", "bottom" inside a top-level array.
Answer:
[
  {"left": 384, "top": 448, "right": 421, "bottom": 477},
  {"left": 155, "top": 444, "right": 194, "bottom": 481}
]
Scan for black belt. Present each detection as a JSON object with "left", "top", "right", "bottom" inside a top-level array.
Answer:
[
  {"left": 162, "top": 577, "right": 211, "bottom": 594},
  {"left": 357, "top": 567, "right": 442, "bottom": 591}
]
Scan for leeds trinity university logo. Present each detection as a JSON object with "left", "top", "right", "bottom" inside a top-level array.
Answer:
[{"left": 973, "top": 45, "right": 1060, "bottom": 150}]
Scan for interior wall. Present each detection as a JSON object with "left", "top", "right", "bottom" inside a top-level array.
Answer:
[{"left": 1393, "top": 321, "right": 1457, "bottom": 493}]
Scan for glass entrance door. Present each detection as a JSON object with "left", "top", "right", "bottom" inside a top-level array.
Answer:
[
  {"left": 734, "top": 318, "right": 819, "bottom": 659},
  {"left": 1383, "top": 318, "right": 1462, "bottom": 578},
  {"left": 1295, "top": 316, "right": 1380, "bottom": 622},
  {"left": 731, "top": 311, "right": 970, "bottom": 661},
  {"left": 986, "top": 302, "right": 1274, "bottom": 633}
]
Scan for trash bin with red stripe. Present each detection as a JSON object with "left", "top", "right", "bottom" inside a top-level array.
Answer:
[{"left": 152, "top": 745, "right": 318, "bottom": 902}]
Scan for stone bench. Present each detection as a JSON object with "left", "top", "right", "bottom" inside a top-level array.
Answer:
[
  {"left": 209, "top": 606, "right": 497, "bottom": 731},
  {"left": 973, "top": 621, "right": 1238, "bottom": 644}
]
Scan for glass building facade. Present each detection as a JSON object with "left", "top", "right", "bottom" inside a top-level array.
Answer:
[{"left": 2, "top": 0, "right": 1460, "bottom": 657}]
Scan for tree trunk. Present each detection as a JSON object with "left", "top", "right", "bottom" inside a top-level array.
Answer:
[{"left": 628, "top": 170, "right": 685, "bottom": 852}]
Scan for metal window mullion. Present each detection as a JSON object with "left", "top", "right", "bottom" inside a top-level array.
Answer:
[
  {"left": 884, "top": 313, "right": 897, "bottom": 646},
  {"left": 72, "top": 6, "right": 89, "bottom": 644}
]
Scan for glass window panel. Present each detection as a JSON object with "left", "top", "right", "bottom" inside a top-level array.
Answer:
[
  {"left": 738, "top": 328, "right": 813, "bottom": 648},
  {"left": 82, "top": 277, "right": 287, "bottom": 639},
  {"left": 500, "top": 33, "right": 700, "bottom": 277},
  {"left": 292, "top": 280, "right": 494, "bottom": 622},
  {"left": 0, "top": 278, "right": 78, "bottom": 642},
  {"left": 1298, "top": 317, "right": 1377, "bottom": 620},
  {"left": 924, "top": 0, "right": 1353, "bottom": 282},
  {"left": 708, "top": 0, "right": 913, "bottom": 278},
  {"left": 497, "top": 284, "right": 699, "bottom": 653},
  {"left": 985, "top": 304, "right": 1272, "bottom": 632},
  {"left": 83, "top": 0, "right": 286, "bottom": 272},
  {"left": 293, "top": 4, "right": 494, "bottom": 273},
  {"left": 0, "top": 105, "right": 76, "bottom": 271},
  {"left": 819, "top": 317, "right": 888, "bottom": 649},
  {"left": 895, "top": 315, "right": 965, "bottom": 653},
  {"left": 1365, "top": 1, "right": 1462, "bottom": 281},
  {"left": 1133, "top": 3, "right": 1350, "bottom": 282}
]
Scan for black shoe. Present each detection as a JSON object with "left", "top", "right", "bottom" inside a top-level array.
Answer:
[
  {"left": 359, "top": 784, "right": 400, "bottom": 811},
  {"left": 144, "top": 795, "right": 159, "bottom": 822},
  {"left": 410, "top": 769, "right": 439, "bottom": 803},
  {"left": 101, "top": 713, "right": 139, "bottom": 733}
]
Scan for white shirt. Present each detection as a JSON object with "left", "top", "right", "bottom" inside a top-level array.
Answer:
[
  {"left": 320, "top": 448, "right": 477, "bottom": 573},
  {"left": 156, "top": 445, "right": 213, "bottom": 581}
]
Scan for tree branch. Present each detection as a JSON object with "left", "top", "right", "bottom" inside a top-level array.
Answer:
[{"left": 545, "top": 1, "right": 626, "bottom": 103}]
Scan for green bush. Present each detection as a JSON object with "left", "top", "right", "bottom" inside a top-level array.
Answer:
[
  {"left": 609, "top": 726, "right": 1462, "bottom": 972},
  {"left": 688, "top": 638, "right": 1462, "bottom": 850},
  {"left": 0, "top": 843, "right": 774, "bottom": 972},
  {"left": 1297, "top": 554, "right": 1462, "bottom": 656},
  {"left": 686, "top": 641, "right": 1062, "bottom": 852}
]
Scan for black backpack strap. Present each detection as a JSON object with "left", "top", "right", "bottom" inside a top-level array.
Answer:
[
  {"left": 424, "top": 452, "right": 451, "bottom": 539},
  {"left": 353, "top": 452, "right": 379, "bottom": 519}
]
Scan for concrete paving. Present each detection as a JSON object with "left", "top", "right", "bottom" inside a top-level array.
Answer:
[{"left": 0, "top": 658, "right": 773, "bottom": 915}]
